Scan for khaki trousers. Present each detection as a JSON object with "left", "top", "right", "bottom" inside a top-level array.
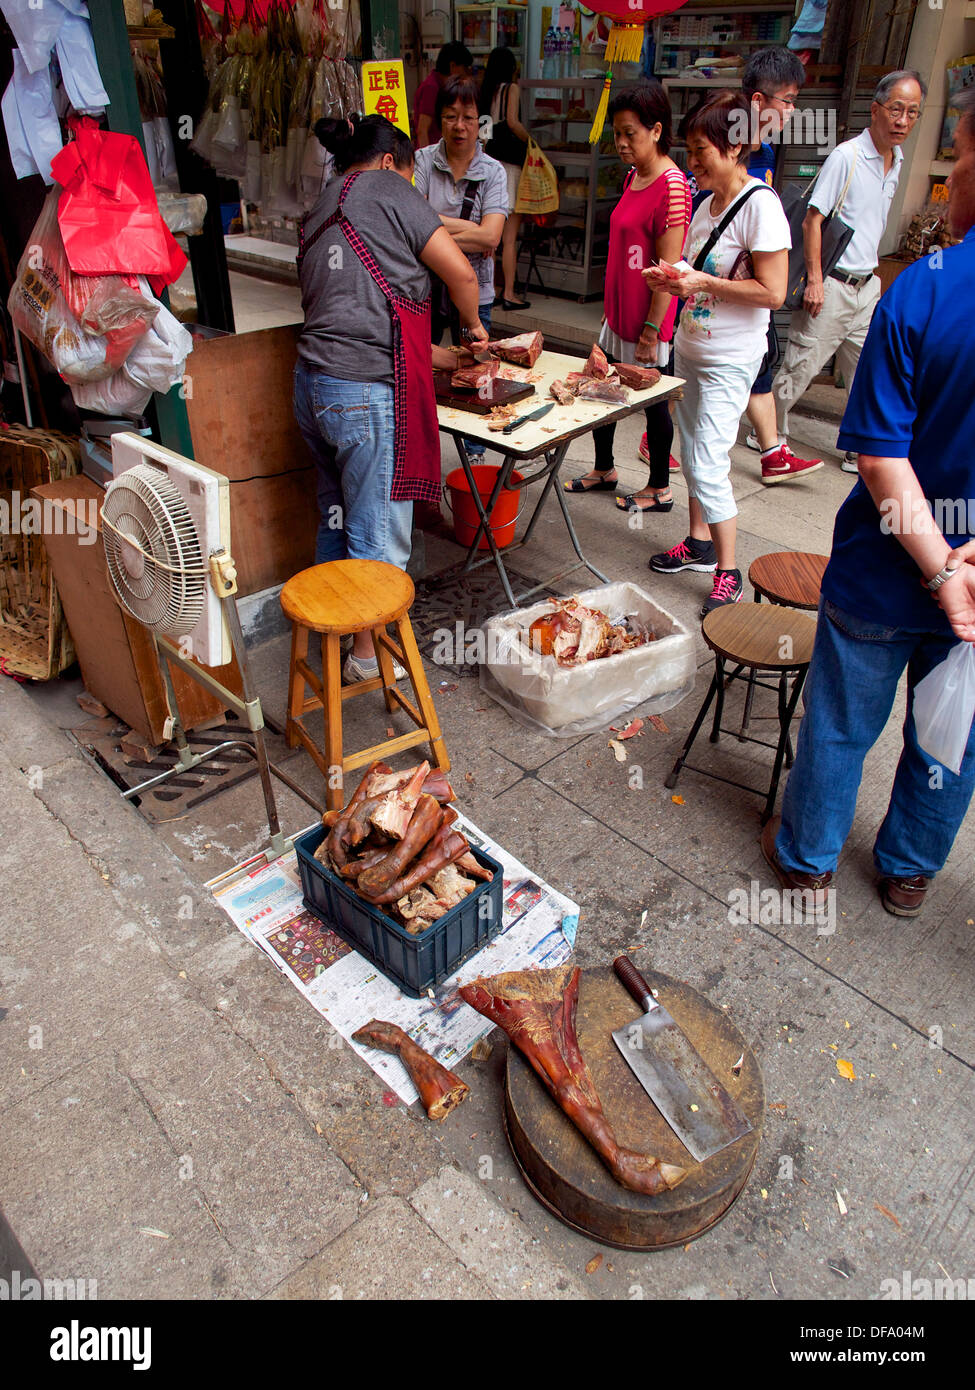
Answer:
[{"left": 773, "top": 273, "right": 881, "bottom": 437}]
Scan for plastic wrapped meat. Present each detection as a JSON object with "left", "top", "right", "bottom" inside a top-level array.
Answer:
[
  {"left": 450, "top": 357, "right": 499, "bottom": 391},
  {"left": 615, "top": 362, "right": 662, "bottom": 390},
  {"left": 584, "top": 342, "right": 610, "bottom": 379},
  {"left": 575, "top": 378, "right": 629, "bottom": 405},
  {"left": 488, "top": 331, "right": 543, "bottom": 367}
]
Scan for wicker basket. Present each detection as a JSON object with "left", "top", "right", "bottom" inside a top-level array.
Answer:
[{"left": 0, "top": 426, "right": 81, "bottom": 680}]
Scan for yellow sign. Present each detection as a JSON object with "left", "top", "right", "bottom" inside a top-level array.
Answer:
[{"left": 361, "top": 61, "right": 409, "bottom": 137}]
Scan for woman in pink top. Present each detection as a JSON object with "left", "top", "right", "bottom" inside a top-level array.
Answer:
[{"left": 565, "top": 83, "right": 691, "bottom": 511}]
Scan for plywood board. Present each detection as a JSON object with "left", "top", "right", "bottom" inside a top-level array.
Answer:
[{"left": 183, "top": 326, "right": 317, "bottom": 594}]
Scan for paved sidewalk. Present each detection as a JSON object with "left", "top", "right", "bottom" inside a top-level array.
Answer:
[{"left": 1, "top": 405, "right": 972, "bottom": 1302}]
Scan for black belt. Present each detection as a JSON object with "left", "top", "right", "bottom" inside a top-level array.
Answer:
[{"left": 829, "top": 268, "right": 874, "bottom": 289}]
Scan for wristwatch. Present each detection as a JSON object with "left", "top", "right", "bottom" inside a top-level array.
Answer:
[{"left": 926, "top": 562, "right": 961, "bottom": 592}]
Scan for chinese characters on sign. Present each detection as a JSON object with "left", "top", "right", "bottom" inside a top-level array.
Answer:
[{"left": 361, "top": 61, "right": 409, "bottom": 137}]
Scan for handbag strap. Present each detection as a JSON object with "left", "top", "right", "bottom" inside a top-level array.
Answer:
[
  {"left": 834, "top": 144, "right": 858, "bottom": 217},
  {"left": 458, "top": 178, "right": 478, "bottom": 222},
  {"left": 692, "top": 183, "right": 767, "bottom": 272}
]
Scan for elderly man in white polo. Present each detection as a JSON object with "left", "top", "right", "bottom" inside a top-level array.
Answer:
[{"left": 772, "top": 68, "right": 926, "bottom": 473}]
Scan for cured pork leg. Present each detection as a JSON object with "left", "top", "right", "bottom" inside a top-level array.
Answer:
[
  {"left": 584, "top": 342, "right": 610, "bottom": 379},
  {"left": 614, "top": 362, "right": 662, "bottom": 390},
  {"left": 458, "top": 967, "right": 687, "bottom": 1195},
  {"left": 356, "top": 793, "right": 442, "bottom": 898},
  {"left": 488, "top": 331, "right": 543, "bottom": 367},
  {"left": 352, "top": 1019, "right": 470, "bottom": 1120},
  {"left": 362, "top": 828, "right": 470, "bottom": 906},
  {"left": 368, "top": 761, "right": 430, "bottom": 840}
]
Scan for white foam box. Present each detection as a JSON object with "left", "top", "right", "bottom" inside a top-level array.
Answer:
[{"left": 479, "top": 581, "right": 696, "bottom": 736}]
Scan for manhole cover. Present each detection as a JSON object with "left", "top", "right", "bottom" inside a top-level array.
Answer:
[{"left": 412, "top": 561, "right": 559, "bottom": 677}]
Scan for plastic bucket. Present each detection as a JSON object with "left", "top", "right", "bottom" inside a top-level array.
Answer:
[{"left": 444, "top": 465, "right": 525, "bottom": 550}]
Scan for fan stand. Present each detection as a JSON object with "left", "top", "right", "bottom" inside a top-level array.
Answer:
[{"left": 120, "top": 551, "right": 322, "bottom": 856}]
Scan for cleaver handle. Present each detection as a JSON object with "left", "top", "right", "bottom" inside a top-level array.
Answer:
[{"left": 613, "top": 956, "right": 659, "bottom": 1015}]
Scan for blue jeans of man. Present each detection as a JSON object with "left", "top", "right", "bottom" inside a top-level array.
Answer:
[
  {"left": 776, "top": 597, "right": 975, "bottom": 880},
  {"left": 294, "top": 364, "right": 413, "bottom": 569}
]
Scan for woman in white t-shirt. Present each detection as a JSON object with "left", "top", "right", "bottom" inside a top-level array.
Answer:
[{"left": 643, "top": 91, "right": 791, "bottom": 615}]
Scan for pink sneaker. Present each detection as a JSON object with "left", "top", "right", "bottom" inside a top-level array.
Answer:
[
  {"left": 761, "top": 444, "right": 824, "bottom": 485},
  {"left": 639, "top": 432, "right": 680, "bottom": 471}
]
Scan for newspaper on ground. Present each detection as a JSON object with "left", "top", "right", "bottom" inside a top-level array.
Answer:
[{"left": 208, "top": 813, "right": 579, "bottom": 1106}]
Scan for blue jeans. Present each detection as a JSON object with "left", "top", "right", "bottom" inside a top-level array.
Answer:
[
  {"left": 776, "top": 598, "right": 975, "bottom": 879},
  {"left": 294, "top": 364, "right": 413, "bottom": 569}
]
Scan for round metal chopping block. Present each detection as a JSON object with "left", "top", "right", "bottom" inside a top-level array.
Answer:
[{"left": 503, "top": 966, "right": 764, "bottom": 1250}]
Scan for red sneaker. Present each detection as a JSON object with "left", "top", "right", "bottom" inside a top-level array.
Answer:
[
  {"left": 761, "top": 444, "right": 824, "bottom": 485},
  {"left": 639, "top": 432, "right": 680, "bottom": 471}
]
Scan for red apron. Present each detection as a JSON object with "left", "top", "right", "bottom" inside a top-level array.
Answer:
[{"left": 297, "top": 172, "right": 442, "bottom": 504}]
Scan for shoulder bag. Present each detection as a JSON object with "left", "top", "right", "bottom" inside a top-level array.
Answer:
[{"left": 780, "top": 147, "right": 858, "bottom": 308}]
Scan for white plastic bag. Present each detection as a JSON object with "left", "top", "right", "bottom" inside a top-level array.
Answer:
[
  {"left": 0, "top": 0, "right": 69, "bottom": 74},
  {"left": 913, "top": 640, "right": 975, "bottom": 775},
  {"left": 55, "top": 12, "right": 109, "bottom": 114},
  {"left": 9, "top": 48, "right": 62, "bottom": 183}
]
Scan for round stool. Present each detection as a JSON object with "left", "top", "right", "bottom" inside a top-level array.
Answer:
[
  {"left": 748, "top": 551, "right": 828, "bottom": 610},
  {"left": 665, "top": 603, "right": 817, "bottom": 824},
  {"left": 280, "top": 560, "right": 449, "bottom": 811}
]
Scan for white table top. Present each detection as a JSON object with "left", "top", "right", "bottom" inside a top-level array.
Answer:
[{"left": 435, "top": 350, "right": 685, "bottom": 459}]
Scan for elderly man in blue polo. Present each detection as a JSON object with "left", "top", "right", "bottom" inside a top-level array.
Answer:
[{"left": 761, "top": 84, "right": 975, "bottom": 921}]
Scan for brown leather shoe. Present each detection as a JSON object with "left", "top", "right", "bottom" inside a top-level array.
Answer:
[
  {"left": 760, "top": 817, "right": 833, "bottom": 912},
  {"left": 878, "top": 875, "right": 929, "bottom": 918}
]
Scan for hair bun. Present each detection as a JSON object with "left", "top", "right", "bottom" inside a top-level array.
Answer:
[{"left": 314, "top": 117, "right": 354, "bottom": 153}]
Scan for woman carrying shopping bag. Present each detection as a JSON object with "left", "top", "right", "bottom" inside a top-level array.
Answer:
[
  {"left": 563, "top": 82, "right": 691, "bottom": 510},
  {"left": 645, "top": 91, "right": 791, "bottom": 615}
]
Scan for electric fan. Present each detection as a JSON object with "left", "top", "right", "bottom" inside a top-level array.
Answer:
[{"left": 99, "top": 433, "right": 320, "bottom": 855}]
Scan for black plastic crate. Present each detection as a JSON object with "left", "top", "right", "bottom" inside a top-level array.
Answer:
[{"left": 294, "top": 825, "right": 504, "bottom": 997}]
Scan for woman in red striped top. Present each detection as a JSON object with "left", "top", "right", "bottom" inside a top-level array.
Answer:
[{"left": 564, "top": 83, "right": 691, "bottom": 511}]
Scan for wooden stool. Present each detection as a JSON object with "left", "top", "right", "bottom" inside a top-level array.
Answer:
[
  {"left": 740, "top": 551, "right": 828, "bottom": 740},
  {"left": 280, "top": 559, "right": 449, "bottom": 811},
  {"left": 748, "top": 551, "right": 828, "bottom": 610},
  {"left": 665, "top": 603, "right": 817, "bottom": 824}
]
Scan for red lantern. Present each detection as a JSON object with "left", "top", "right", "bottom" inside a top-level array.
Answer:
[{"left": 587, "top": 1, "right": 689, "bottom": 142}]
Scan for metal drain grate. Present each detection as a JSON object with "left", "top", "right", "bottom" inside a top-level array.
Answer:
[
  {"left": 71, "top": 714, "right": 301, "bottom": 823},
  {"left": 411, "top": 562, "right": 559, "bottom": 677}
]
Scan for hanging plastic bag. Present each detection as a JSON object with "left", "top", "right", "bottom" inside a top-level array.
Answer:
[
  {"left": 70, "top": 297, "right": 193, "bottom": 416},
  {"left": 913, "top": 639, "right": 975, "bottom": 776},
  {"left": 0, "top": 0, "right": 69, "bottom": 74},
  {"left": 50, "top": 117, "right": 187, "bottom": 289},
  {"left": 55, "top": 12, "right": 110, "bottom": 115},
  {"left": 1, "top": 62, "right": 36, "bottom": 180},
  {"left": 7, "top": 48, "right": 63, "bottom": 184},
  {"left": 8, "top": 188, "right": 159, "bottom": 384}
]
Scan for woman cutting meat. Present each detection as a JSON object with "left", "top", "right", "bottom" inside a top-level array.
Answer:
[
  {"left": 645, "top": 91, "right": 790, "bottom": 614},
  {"left": 564, "top": 82, "right": 691, "bottom": 510},
  {"left": 294, "top": 115, "right": 487, "bottom": 682}
]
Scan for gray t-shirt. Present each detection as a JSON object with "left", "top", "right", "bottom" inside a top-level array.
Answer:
[
  {"left": 297, "top": 171, "right": 442, "bottom": 384},
  {"left": 414, "top": 141, "right": 509, "bottom": 305}
]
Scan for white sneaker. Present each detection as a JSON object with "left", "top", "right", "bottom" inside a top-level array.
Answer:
[
  {"left": 840, "top": 452, "right": 859, "bottom": 474},
  {"left": 746, "top": 431, "right": 784, "bottom": 452},
  {"left": 343, "top": 653, "right": 407, "bottom": 683}
]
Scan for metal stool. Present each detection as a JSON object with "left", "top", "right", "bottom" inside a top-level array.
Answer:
[
  {"left": 665, "top": 603, "right": 817, "bottom": 824},
  {"left": 280, "top": 559, "right": 449, "bottom": 811}
]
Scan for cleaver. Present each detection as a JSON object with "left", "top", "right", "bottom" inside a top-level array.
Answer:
[{"left": 611, "top": 956, "right": 752, "bottom": 1163}]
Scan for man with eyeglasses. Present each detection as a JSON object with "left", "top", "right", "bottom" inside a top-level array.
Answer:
[{"left": 771, "top": 69, "right": 926, "bottom": 475}]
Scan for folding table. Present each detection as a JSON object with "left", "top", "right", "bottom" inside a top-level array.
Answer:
[{"left": 435, "top": 350, "right": 684, "bottom": 609}]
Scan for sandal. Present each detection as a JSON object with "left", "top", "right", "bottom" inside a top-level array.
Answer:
[
  {"left": 563, "top": 473, "right": 618, "bottom": 493},
  {"left": 615, "top": 492, "right": 674, "bottom": 513}
]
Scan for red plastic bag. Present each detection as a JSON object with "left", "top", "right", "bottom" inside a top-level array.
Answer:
[
  {"left": 50, "top": 117, "right": 187, "bottom": 291},
  {"left": 7, "top": 187, "right": 160, "bottom": 384}
]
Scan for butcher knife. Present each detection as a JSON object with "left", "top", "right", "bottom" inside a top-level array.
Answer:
[
  {"left": 611, "top": 956, "right": 752, "bottom": 1163},
  {"left": 502, "top": 402, "right": 554, "bottom": 434}
]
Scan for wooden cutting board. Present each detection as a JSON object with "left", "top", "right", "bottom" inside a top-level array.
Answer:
[
  {"left": 433, "top": 373, "right": 535, "bottom": 415},
  {"left": 503, "top": 966, "right": 764, "bottom": 1250}
]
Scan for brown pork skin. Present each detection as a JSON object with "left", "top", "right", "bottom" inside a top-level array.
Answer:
[
  {"left": 458, "top": 966, "right": 687, "bottom": 1195},
  {"left": 352, "top": 1019, "right": 469, "bottom": 1120}
]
